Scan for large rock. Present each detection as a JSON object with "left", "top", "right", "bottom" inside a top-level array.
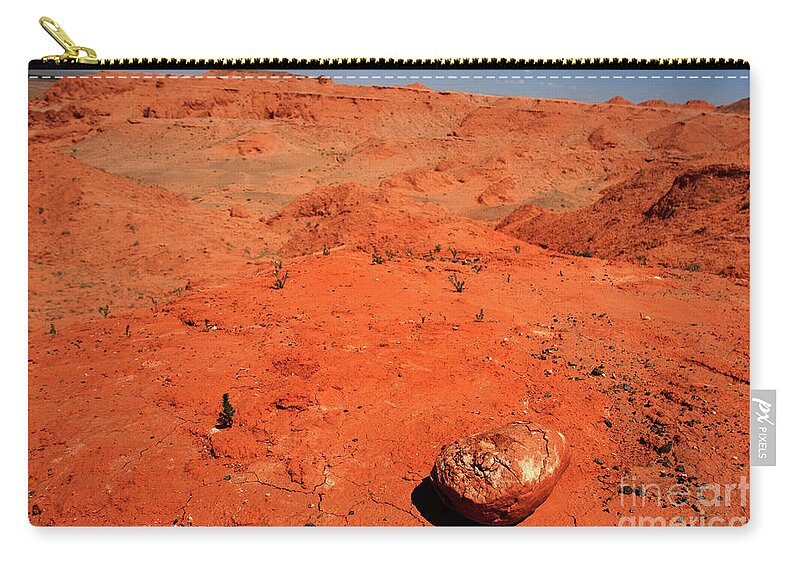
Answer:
[{"left": 430, "top": 421, "right": 570, "bottom": 525}]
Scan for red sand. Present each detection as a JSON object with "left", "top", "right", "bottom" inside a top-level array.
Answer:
[{"left": 28, "top": 74, "right": 749, "bottom": 526}]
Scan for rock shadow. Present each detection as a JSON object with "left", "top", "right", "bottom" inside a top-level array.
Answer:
[{"left": 411, "top": 476, "right": 479, "bottom": 526}]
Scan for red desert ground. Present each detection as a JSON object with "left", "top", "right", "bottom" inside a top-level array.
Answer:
[{"left": 28, "top": 72, "right": 749, "bottom": 526}]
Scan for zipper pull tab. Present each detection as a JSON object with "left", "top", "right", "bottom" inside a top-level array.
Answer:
[{"left": 39, "top": 16, "right": 98, "bottom": 64}]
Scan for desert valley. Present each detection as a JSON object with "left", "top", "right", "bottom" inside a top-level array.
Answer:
[{"left": 28, "top": 71, "right": 749, "bottom": 525}]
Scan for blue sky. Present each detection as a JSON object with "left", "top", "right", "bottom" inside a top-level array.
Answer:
[
  {"left": 29, "top": 68, "right": 749, "bottom": 105},
  {"left": 299, "top": 69, "right": 749, "bottom": 105}
]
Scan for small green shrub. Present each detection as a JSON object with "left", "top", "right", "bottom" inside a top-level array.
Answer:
[
  {"left": 272, "top": 270, "right": 289, "bottom": 289},
  {"left": 448, "top": 273, "right": 466, "bottom": 293},
  {"left": 372, "top": 252, "right": 385, "bottom": 264},
  {"left": 684, "top": 262, "right": 702, "bottom": 272},
  {"left": 98, "top": 305, "right": 109, "bottom": 318},
  {"left": 323, "top": 244, "right": 330, "bottom": 256},
  {"left": 216, "top": 393, "right": 235, "bottom": 429},
  {"left": 475, "top": 308, "right": 484, "bottom": 322}
]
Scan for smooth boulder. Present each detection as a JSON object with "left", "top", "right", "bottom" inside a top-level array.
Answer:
[{"left": 430, "top": 421, "right": 570, "bottom": 525}]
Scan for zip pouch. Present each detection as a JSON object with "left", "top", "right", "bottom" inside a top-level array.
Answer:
[{"left": 28, "top": 17, "right": 750, "bottom": 527}]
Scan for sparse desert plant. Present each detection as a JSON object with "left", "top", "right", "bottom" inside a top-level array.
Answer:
[
  {"left": 98, "top": 304, "right": 109, "bottom": 319},
  {"left": 475, "top": 308, "right": 484, "bottom": 322},
  {"left": 386, "top": 250, "right": 396, "bottom": 261},
  {"left": 272, "top": 270, "right": 289, "bottom": 289},
  {"left": 323, "top": 244, "right": 330, "bottom": 256},
  {"left": 513, "top": 245, "right": 520, "bottom": 253},
  {"left": 684, "top": 262, "right": 702, "bottom": 272},
  {"left": 449, "top": 246, "right": 458, "bottom": 260},
  {"left": 273, "top": 259, "right": 283, "bottom": 271},
  {"left": 372, "top": 251, "right": 385, "bottom": 264},
  {"left": 448, "top": 273, "right": 466, "bottom": 293},
  {"left": 538, "top": 243, "right": 549, "bottom": 250},
  {"left": 574, "top": 249, "right": 593, "bottom": 258},
  {"left": 49, "top": 323, "right": 56, "bottom": 336},
  {"left": 635, "top": 254, "right": 648, "bottom": 266},
  {"left": 125, "top": 324, "right": 130, "bottom": 338},
  {"left": 741, "top": 201, "right": 750, "bottom": 211},
  {"left": 216, "top": 393, "right": 235, "bottom": 429},
  {"left": 433, "top": 244, "right": 442, "bottom": 253}
]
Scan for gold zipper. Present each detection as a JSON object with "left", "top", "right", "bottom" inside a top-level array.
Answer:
[
  {"left": 35, "top": 16, "right": 748, "bottom": 70},
  {"left": 39, "top": 17, "right": 98, "bottom": 65}
]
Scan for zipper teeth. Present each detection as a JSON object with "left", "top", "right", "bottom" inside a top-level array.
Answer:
[{"left": 31, "top": 57, "right": 750, "bottom": 70}]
